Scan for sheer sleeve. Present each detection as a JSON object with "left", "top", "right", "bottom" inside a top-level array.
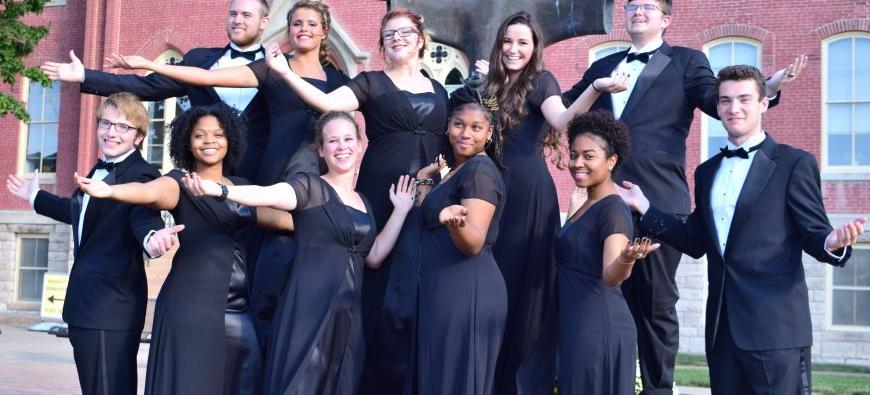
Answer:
[
  {"left": 246, "top": 58, "right": 269, "bottom": 88},
  {"left": 284, "top": 173, "right": 314, "bottom": 211},
  {"left": 457, "top": 157, "right": 504, "bottom": 207},
  {"left": 530, "top": 70, "right": 562, "bottom": 108},
  {"left": 597, "top": 198, "right": 635, "bottom": 243},
  {"left": 345, "top": 71, "right": 373, "bottom": 106}
]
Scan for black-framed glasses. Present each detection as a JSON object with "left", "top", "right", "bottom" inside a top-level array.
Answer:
[
  {"left": 381, "top": 27, "right": 418, "bottom": 40},
  {"left": 623, "top": 3, "right": 661, "bottom": 13},
  {"left": 97, "top": 119, "right": 138, "bottom": 134}
]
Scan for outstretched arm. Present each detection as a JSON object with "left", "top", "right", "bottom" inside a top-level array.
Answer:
[
  {"left": 764, "top": 55, "right": 807, "bottom": 98},
  {"left": 75, "top": 173, "right": 180, "bottom": 211},
  {"left": 105, "top": 53, "right": 258, "bottom": 88},
  {"left": 602, "top": 236, "right": 660, "bottom": 287},
  {"left": 439, "top": 198, "right": 496, "bottom": 256},
  {"left": 366, "top": 175, "right": 416, "bottom": 268},
  {"left": 256, "top": 207, "right": 295, "bottom": 232},
  {"left": 541, "top": 73, "right": 628, "bottom": 132},
  {"left": 264, "top": 43, "right": 359, "bottom": 112},
  {"left": 182, "top": 172, "right": 297, "bottom": 211}
]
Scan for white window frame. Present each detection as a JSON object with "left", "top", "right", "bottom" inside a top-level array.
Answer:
[
  {"left": 17, "top": 78, "right": 60, "bottom": 184},
  {"left": 142, "top": 50, "right": 185, "bottom": 173},
  {"left": 420, "top": 42, "right": 468, "bottom": 93},
  {"left": 701, "top": 37, "right": 762, "bottom": 160},
  {"left": 14, "top": 234, "right": 50, "bottom": 306},
  {"left": 827, "top": 243, "right": 870, "bottom": 332},
  {"left": 821, "top": 32, "right": 870, "bottom": 175},
  {"left": 588, "top": 41, "right": 631, "bottom": 65}
]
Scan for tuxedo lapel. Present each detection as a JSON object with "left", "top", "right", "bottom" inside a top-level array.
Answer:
[
  {"left": 79, "top": 151, "right": 145, "bottom": 249},
  {"left": 724, "top": 138, "right": 778, "bottom": 255},
  {"left": 622, "top": 44, "right": 672, "bottom": 118}
]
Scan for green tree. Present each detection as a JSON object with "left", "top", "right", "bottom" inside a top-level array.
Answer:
[{"left": 0, "top": 0, "right": 51, "bottom": 122}]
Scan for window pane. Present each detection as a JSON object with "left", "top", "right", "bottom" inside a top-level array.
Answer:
[
  {"left": 828, "top": 39, "right": 851, "bottom": 70},
  {"left": 833, "top": 257, "right": 856, "bottom": 286},
  {"left": 44, "top": 82, "right": 60, "bottom": 122},
  {"left": 707, "top": 136, "right": 729, "bottom": 160},
  {"left": 853, "top": 249, "right": 870, "bottom": 286},
  {"left": 20, "top": 238, "right": 37, "bottom": 268},
  {"left": 41, "top": 124, "right": 58, "bottom": 173},
  {"left": 17, "top": 270, "right": 44, "bottom": 301},
  {"left": 593, "top": 45, "right": 629, "bottom": 62},
  {"left": 26, "top": 125, "right": 43, "bottom": 173},
  {"left": 832, "top": 289, "right": 855, "bottom": 325},
  {"left": 733, "top": 43, "right": 758, "bottom": 66},
  {"left": 856, "top": 134, "right": 870, "bottom": 166},
  {"left": 856, "top": 290, "right": 870, "bottom": 326},
  {"left": 827, "top": 104, "right": 852, "bottom": 134},
  {"left": 827, "top": 69, "right": 852, "bottom": 101},
  {"left": 827, "top": 135, "right": 852, "bottom": 166},
  {"left": 856, "top": 38, "right": 870, "bottom": 69},
  {"left": 35, "top": 239, "right": 48, "bottom": 268},
  {"left": 708, "top": 44, "right": 730, "bottom": 73},
  {"left": 855, "top": 70, "right": 870, "bottom": 101}
]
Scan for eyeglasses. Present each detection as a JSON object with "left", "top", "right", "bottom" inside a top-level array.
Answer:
[
  {"left": 381, "top": 27, "right": 418, "bottom": 40},
  {"left": 97, "top": 119, "right": 138, "bottom": 134},
  {"left": 623, "top": 3, "right": 661, "bottom": 13}
]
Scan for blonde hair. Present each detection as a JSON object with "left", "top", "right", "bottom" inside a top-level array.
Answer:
[
  {"left": 287, "top": 0, "right": 333, "bottom": 66},
  {"left": 96, "top": 92, "right": 149, "bottom": 149}
]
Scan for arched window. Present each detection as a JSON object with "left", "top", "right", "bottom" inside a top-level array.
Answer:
[
  {"left": 702, "top": 38, "right": 761, "bottom": 159},
  {"left": 589, "top": 41, "right": 631, "bottom": 64},
  {"left": 823, "top": 33, "right": 870, "bottom": 169},
  {"left": 142, "top": 50, "right": 188, "bottom": 173},
  {"left": 420, "top": 43, "right": 468, "bottom": 93}
]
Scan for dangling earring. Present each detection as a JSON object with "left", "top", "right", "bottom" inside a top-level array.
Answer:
[{"left": 486, "top": 137, "right": 493, "bottom": 147}]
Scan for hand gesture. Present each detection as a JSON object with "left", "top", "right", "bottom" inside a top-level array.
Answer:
[
  {"left": 265, "top": 43, "right": 292, "bottom": 77},
  {"left": 617, "top": 237, "right": 661, "bottom": 264},
  {"left": 766, "top": 54, "right": 808, "bottom": 94},
  {"left": 389, "top": 175, "right": 417, "bottom": 213},
  {"left": 104, "top": 54, "right": 153, "bottom": 70},
  {"left": 40, "top": 50, "right": 85, "bottom": 82},
  {"left": 439, "top": 204, "right": 468, "bottom": 228},
  {"left": 616, "top": 181, "right": 650, "bottom": 214},
  {"left": 474, "top": 59, "right": 490, "bottom": 77},
  {"left": 416, "top": 155, "right": 446, "bottom": 180},
  {"left": 825, "top": 217, "right": 867, "bottom": 253},
  {"left": 181, "top": 172, "right": 222, "bottom": 198},
  {"left": 593, "top": 72, "right": 630, "bottom": 93},
  {"left": 74, "top": 172, "right": 113, "bottom": 198},
  {"left": 7, "top": 171, "right": 40, "bottom": 202},
  {"left": 145, "top": 224, "right": 185, "bottom": 258}
]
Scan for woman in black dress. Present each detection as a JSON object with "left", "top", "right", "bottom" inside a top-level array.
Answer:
[
  {"left": 106, "top": 1, "right": 350, "bottom": 348},
  {"left": 479, "top": 12, "right": 628, "bottom": 393},
  {"left": 182, "top": 111, "right": 416, "bottom": 394},
  {"left": 76, "top": 104, "right": 294, "bottom": 394},
  {"left": 262, "top": 8, "right": 447, "bottom": 393},
  {"left": 556, "top": 111, "right": 658, "bottom": 394},
  {"left": 411, "top": 86, "right": 507, "bottom": 394}
]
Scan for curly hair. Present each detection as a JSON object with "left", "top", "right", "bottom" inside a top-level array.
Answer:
[
  {"left": 567, "top": 110, "right": 631, "bottom": 173},
  {"left": 287, "top": 0, "right": 334, "bottom": 67},
  {"left": 169, "top": 104, "right": 246, "bottom": 175},
  {"left": 443, "top": 86, "right": 505, "bottom": 170}
]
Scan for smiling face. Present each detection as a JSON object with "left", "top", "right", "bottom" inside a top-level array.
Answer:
[
  {"left": 717, "top": 79, "right": 769, "bottom": 145},
  {"left": 288, "top": 7, "right": 326, "bottom": 53},
  {"left": 568, "top": 133, "right": 617, "bottom": 188},
  {"left": 448, "top": 106, "right": 493, "bottom": 163},
  {"left": 624, "top": 0, "right": 670, "bottom": 43},
  {"left": 500, "top": 23, "right": 534, "bottom": 77},
  {"left": 226, "top": 0, "right": 269, "bottom": 48},
  {"left": 96, "top": 105, "right": 144, "bottom": 160},
  {"left": 318, "top": 118, "right": 362, "bottom": 174},
  {"left": 381, "top": 16, "right": 423, "bottom": 63},
  {"left": 189, "top": 115, "right": 228, "bottom": 167}
]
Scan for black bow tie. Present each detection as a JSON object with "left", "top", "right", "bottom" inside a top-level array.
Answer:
[
  {"left": 626, "top": 49, "right": 657, "bottom": 64},
  {"left": 720, "top": 142, "right": 762, "bottom": 159},
  {"left": 95, "top": 159, "right": 115, "bottom": 171},
  {"left": 229, "top": 47, "right": 262, "bottom": 61}
]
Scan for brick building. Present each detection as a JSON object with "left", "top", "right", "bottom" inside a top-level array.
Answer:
[{"left": 1, "top": 0, "right": 868, "bottom": 365}]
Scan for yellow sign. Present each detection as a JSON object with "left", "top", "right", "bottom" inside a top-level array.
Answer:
[{"left": 40, "top": 273, "right": 69, "bottom": 320}]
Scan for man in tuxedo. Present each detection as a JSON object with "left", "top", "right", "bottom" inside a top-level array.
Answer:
[
  {"left": 6, "top": 93, "right": 180, "bottom": 395},
  {"left": 562, "top": 1, "right": 803, "bottom": 392},
  {"left": 619, "top": 65, "right": 866, "bottom": 394},
  {"left": 41, "top": 0, "right": 270, "bottom": 181}
]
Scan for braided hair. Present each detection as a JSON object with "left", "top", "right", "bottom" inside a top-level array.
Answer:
[{"left": 444, "top": 86, "right": 505, "bottom": 170}]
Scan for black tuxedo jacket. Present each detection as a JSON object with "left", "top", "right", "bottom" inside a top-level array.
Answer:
[
  {"left": 639, "top": 135, "right": 850, "bottom": 351},
  {"left": 563, "top": 43, "right": 779, "bottom": 214},
  {"left": 34, "top": 150, "right": 163, "bottom": 331},
  {"left": 80, "top": 46, "right": 268, "bottom": 180}
]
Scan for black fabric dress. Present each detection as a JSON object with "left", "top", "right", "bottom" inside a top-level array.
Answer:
[
  {"left": 245, "top": 57, "right": 349, "bottom": 350},
  {"left": 263, "top": 173, "right": 376, "bottom": 395},
  {"left": 492, "top": 70, "right": 563, "bottom": 394},
  {"left": 416, "top": 155, "right": 508, "bottom": 395},
  {"left": 556, "top": 195, "right": 636, "bottom": 395},
  {"left": 346, "top": 71, "right": 448, "bottom": 395},
  {"left": 145, "top": 170, "right": 262, "bottom": 395}
]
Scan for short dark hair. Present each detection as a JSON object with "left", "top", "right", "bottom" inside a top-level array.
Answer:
[
  {"left": 443, "top": 86, "right": 505, "bottom": 170},
  {"left": 716, "top": 64, "right": 766, "bottom": 99},
  {"left": 627, "top": 0, "right": 672, "bottom": 16},
  {"left": 567, "top": 110, "right": 631, "bottom": 172},
  {"left": 169, "top": 104, "right": 246, "bottom": 175}
]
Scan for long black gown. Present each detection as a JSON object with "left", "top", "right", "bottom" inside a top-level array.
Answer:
[
  {"left": 417, "top": 155, "right": 508, "bottom": 395},
  {"left": 556, "top": 195, "right": 636, "bottom": 395},
  {"left": 244, "top": 57, "right": 349, "bottom": 350},
  {"left": 145, "top": 170, "right": 262, "bottom": 395},
  {"left": 263, "top": 173, "right": 376, "bottom": 394},
  {"left": 492, "top": 70, "right": 562, "bottom": 394},
  {"left": 346, "top": 71, "right": 448, "bottom": 394}
]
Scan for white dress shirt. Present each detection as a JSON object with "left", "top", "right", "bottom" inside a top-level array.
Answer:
[
  {"left": 211, "top": 42, "right": 263, "bottom": 111},
  {"left": 610, "top": 39, "right": 663, "bottom": 120}
]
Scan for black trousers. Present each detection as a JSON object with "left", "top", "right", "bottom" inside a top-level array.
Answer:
[
  {"left": 68, "top": 325, "right": 141, "bottom": 395},
  {"left": 708, "top": 305, "right": 812, "bottom": 394},
  {"left": 622, "top": 215, "right": 684, "bottom": 395}
]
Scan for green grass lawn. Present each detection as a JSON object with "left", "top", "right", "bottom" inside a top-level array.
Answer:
[{"left": 675, "top": 354, "right": 870, "bottom": 395}]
